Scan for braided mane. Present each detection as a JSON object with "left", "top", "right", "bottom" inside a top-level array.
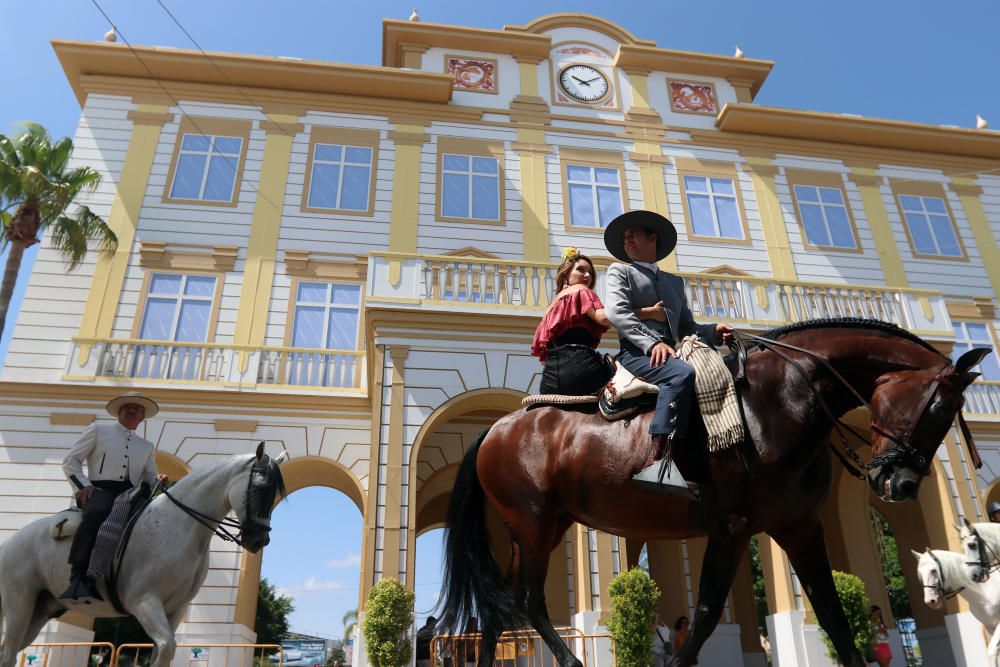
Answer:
[{"left": 760, "top": 317, "right": 940, "bottom": 354}]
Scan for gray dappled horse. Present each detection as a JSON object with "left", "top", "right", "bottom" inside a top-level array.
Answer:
[{"left": 0, "top": 443, "right": 286, "bottom": 667}]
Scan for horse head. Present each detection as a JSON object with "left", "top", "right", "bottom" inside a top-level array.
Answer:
[
  {"left": 229, "top": 442, "right": 288, "bottom": 553},
  {"left": 867, "top": 347, "right": 990, "bottom": 502},
  {"left": 913, "top": 547, "right": 948, "bottom": 609},
  {"left": 957, "top": 516, "right": 997, "bottom": 584}
]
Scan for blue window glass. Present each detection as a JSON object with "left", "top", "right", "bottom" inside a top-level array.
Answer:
[
  {"left": 566, "top": 164, "right": 623, "bottom": 228},
  {"left": 441, "top": 153, "right": 500, "bottom": 221},
  {"left": 169, "top": 133, "right": 243, "bottom": 202},
  {"left": 952, "top": 321, "right": 1000, "bottom": 381},
  {"left": 307, "top": 142, "right": 373, "bottom": 211},
  {"left": 899, "top": 195, "right": 961, "bottom": 257},
  {"left": 133, "top": 273, "right": 217, "bottom": 381},
  {"left": 685, "top": 175, "right": 744, "bottom": 240},
  {"left": 288, "top": 282, "right": 363, "bottom": 388},
  {"left": 793, "top": 184, "right": 856, "bottom": 249}
]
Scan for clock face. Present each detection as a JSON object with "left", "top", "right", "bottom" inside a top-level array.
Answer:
[{"left": 558, "top": 64, "right": 611, "bottom": 104}]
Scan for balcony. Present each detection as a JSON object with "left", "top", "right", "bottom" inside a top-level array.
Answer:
[
  {"left": 966, "top": 382, "right": 1000, "bottom": 418},
  {"left": 366, "top": 252, "right": 953, "bottom": 336},
  {"left": 65, "top": 338, "right": 365, "bottom": 393}
]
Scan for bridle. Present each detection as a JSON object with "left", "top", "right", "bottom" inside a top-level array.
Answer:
[
  {"left": 925, "top": 550, "right": 965, "bottom": 600},
  {"left": 161, "top": 456, "right": 278, "bottom": 546},
  {"left": 732, "top": 330, "right": 981, "bottom": 481},
  {"left": 962, "top": 524, "right": 1000, "bottom": 580}
]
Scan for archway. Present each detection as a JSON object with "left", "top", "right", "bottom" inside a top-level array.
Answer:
[{"left": 233, "top": 457, "right": 367, "bottom": 638}]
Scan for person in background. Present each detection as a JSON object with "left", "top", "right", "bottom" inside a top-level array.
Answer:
[
  {"left": 650, "top": 613, "right": 672, "bottom": 667},
  {"left": 672, "top": 616, "right": 696, "bottom": 663},
  {"left": 870, "top": 605, "right": 893, "bottom": 667},
  {"left": 415, "top": 616, "right": 436, "bottom": 667},
  {"left": 989, "top": 500, "right": 1000, "bottom": 523}
]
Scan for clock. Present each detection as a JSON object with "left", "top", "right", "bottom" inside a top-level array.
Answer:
[{"left": 558, "top": 64, "right": 611, "bottom": 104}]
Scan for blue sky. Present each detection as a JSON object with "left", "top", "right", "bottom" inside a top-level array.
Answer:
[{"left": 2, "top": 0, "right": 998, "bottom": 639}]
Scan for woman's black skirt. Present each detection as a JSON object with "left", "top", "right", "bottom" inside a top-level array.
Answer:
[{"left": 540, "top": 343, "right": 613, "bottom": 395}]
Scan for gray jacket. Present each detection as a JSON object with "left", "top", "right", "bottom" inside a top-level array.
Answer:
[{"left": 605, "top": 262, "right": 718, "bottom": 356}]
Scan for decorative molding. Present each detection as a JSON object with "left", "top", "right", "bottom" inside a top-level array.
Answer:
[
  {"left": 627, "top": 151, "right": 669, "bottom": 165},
  {"left": 126, "top": 109, "right": 175, "bottom": 127},
  {"left": 50, "top": 413, "right": 96, "bottom": 426},
  {"left": 947, "top": 297, "right": 996, "bottom": 322},
  {"left": 214, "top": 419, "right": 258, "bottom": 433},
  {"left": 441, "top": 247, "right": 501, "bottom": 259},
  {"left": 846, "top": 172, "right": 884, "bottom": 187},
  {"left": 138, "top": 241, "right": 239, "bottom": 273},
  {"left": 512, "top": 141, "right": 554, "bottom": 156},
  {"left": 389, "top": 345, "right": 410, "bottom": 364},
  {"left": 388, "top": 130, "right": 431, "bottom": 146},
  {"left": 949, "top": 182, "right": 984, "bottom": 197},
  {"left": 283, "top": 250, "right": 367, "bottom": 281},
  {"left": 260, "top": 119, "right": 304, "bottom": 136},
  {"left": 740, "top": 162, "right": 780, "bottom": 178}
]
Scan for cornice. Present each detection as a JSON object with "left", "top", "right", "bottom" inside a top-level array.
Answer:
[
  {"left": 717, "top": 104, "right": 1000, "bottom": 161},
  {"left": 615, "top": 44, "right": 773, "bottom": 99},
  {"left": 52, "top": 39, "right": 454, "bottom": 108},
  {"left": 505, "top": 13, "right": 655, "bottom": 46},
  {"left": 382, "top": 19, "right": 551, "bottom": 67}
]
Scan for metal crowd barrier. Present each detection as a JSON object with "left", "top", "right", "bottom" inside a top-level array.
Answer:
[
  {"left": 111, "top": 643, "right": 283, "bottom": 667},
  {"left": 17, "top": 642, "right": 115, "bottom": 667},
  {"left": 430, "top": 628, "right": 616, "bottom": 667}
]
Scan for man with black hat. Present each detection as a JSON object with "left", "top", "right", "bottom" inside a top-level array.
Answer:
[
  {"left": 989, "top": 501, "right": 1000, "bottom": 523},
  {"left": 603, "top": 210, "right": 734, "bottom": 497},
  {"left": 60, "top": 391, "right": 166, "bottom": 600}
]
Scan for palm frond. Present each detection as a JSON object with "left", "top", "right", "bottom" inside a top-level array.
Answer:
[{"left": 51, "top": 205, "right": 118, "bottom": 269}]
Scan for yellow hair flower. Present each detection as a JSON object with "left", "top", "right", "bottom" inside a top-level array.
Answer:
[{"left": 561, "top": 246, "right": 580, "bottom": 263}]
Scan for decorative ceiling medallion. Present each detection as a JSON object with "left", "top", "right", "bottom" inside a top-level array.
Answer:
[
  {"left": 557, "top": 46, "right": 607, "bottom": 58},
  {"left": 446, "top": 56, "right": 497, "bottom": 94},
  {"left": 668, "top": 80, "right": 718, "bottom": 115}
]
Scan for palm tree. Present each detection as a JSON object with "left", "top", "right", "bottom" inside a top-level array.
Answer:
[
  {"left": 0, "top": 122, "right": 117, "bottom": 338},
  {"left": 341, "top": 609, "right": 357, "bottom": 644}
]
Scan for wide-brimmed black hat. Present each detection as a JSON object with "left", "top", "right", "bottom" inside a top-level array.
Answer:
[{"left": 603, "top": 210, "right": 677, "bottom": 263}]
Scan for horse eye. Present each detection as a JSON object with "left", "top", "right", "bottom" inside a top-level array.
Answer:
[{"left": 929, "top": 401, "right": 950, "bottom": 418}]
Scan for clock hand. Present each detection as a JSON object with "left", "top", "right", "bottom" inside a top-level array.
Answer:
[
  {"left": 583, "top": 76, "right": 603, "bottom": 84},
  {"left": 571, "top": 76, "right": 590, "bottom": 86}
]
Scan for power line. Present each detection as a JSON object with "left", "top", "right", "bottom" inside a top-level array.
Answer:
[{"left": 88, "top": 0, "right": 284, "bottom": 213}]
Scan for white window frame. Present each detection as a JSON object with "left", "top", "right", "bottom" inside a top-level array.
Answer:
[
  {"left": 952, "top": 321, "right": 1000, "bottom": 381},
  {"left": 440, "top": 153, "right": 501, "bottom": 222},
  {"left": 566, "top": 164, "right": 623, "bottom": 229},
  {"left": 306, "top": 143, "right": 373, "bottom": 211},
  {"left": 169, "top": 133, "right": 244, "bottom": 202},
  {"left": 684, "top": 175, "right": 744, "bottom": 240},
  {"left": 138, "top": 273, "right": 217, "bottom": 343},
  {"left": 793, "top": 184, "right": 857, "bottom": 249},
  {"left": 291, "top": 282, "right": 362, "bottom": 351},
  {"left": 899, "top": 194, "right": 962, "bottom": 257}
]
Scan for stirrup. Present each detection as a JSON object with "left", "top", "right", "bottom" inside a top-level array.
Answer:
[{"left": 632, "top": 456, "right": 700, "bottom": 500}]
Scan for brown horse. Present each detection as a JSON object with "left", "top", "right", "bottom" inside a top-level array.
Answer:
[{"left": 438, "top": 318, "right": 990, "bottom": 667}]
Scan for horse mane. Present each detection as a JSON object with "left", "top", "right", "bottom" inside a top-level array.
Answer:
[{"left": 759, "top": 317, "right": 940, "bottom": 354}]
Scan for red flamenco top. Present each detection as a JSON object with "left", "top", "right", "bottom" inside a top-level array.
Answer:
[{"left": 531, "top": 287, "right": 608, "bottom": 362}]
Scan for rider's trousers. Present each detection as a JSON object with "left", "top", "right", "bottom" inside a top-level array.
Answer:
[
  {"left": 616, "top": 349, "right": 696, "bottom": 438},
  {"left": 67, "top": 480, "right": 131, "bottom": 577}
]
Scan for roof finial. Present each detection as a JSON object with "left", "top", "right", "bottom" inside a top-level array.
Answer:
[
  {"left": 104, "top": 27, "right": 117, "bottom": 43},
  {"left": 734, "top": 45, "right": 745, "bottom": 59},
  {"left": 976, "top": 114, "right": 989, "bottom": 130},
  {"left": 409, "top": 8, "right": 419, "bottom": 21}
]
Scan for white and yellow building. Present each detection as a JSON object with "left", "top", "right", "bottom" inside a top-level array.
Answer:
[{"left": 2, "top": 12, "right": 1000, "bottom": 666}]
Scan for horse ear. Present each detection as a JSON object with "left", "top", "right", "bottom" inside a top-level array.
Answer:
[
  {"left": 955, "top": 348, "right": 991, "bottom": 374},
  {"left": 910, "top": 548, "right": 923, "bottom": 560},
  {"left": 963, "top": 372, "right": 981, "bottom": 388},
  {"left": 255, "top": 441, "right": 265, "bottom": 461},
  {"left": 275, "top": 450, "right": 290, "bottom": 465},
  {"left": 963, "top": 516, "right": 974, "bottom": 529}
]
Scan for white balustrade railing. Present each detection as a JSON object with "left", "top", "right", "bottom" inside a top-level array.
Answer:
[
  {"left": 367, "top": 252, "right": 951, "bottom": 335},
  {"left": 67, "top": 339, "right": 364, "bottom": 391},
  {"left": 965, "top": 382, "right": 1000, "bottom": 417}
]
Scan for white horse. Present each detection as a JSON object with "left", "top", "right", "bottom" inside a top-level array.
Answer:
[
  {"left": 913, "top": 547, "right": 1000, "bottom": 665},
  {"left": 959, "top": 518, "right": 1000, "bottom": 585},
  {"left": 0, "top": 443, "right": 287, "bottom": 667}
]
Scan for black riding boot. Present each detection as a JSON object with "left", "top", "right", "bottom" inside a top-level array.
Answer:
[
  {"left": 59, "top": 564, "right": 103, "bottom": 601},
  {"left": 631, "top": 434, "right": 701, "bottom": 500}
]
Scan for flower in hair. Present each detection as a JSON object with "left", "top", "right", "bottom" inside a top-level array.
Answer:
[{"left": 561, "top": 246, "right": 580, "bottom": 263}]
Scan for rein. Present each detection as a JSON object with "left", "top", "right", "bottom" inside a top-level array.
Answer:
[
  {"left": 732, "top": 329, "right": 968, "bottom": 480},
  {"left": 927, "top": 550, "right": 966, "bottom": 600}
]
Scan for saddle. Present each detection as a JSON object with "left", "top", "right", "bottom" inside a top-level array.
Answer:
[{"left": 522, "top": 361, "right": 659, "bottom": 421}]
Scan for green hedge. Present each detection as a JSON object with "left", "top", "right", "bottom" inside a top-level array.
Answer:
[
  {"left": 607, "top": 568, "right": 661, "bottom": 667},
  {"left": 362, "top": 578, "right": 415, "bottom": 667},
  {"left": 819, "top": 571, "right": 876, "bottom": 662}
]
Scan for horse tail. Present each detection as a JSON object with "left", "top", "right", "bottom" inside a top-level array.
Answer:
[{"left": 438, "top": 428, "right": 524, "bottom": 635}]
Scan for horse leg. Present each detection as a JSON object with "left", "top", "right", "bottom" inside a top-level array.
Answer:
[
  {"left": 670, "top": 535, "right": 749, "bottom": 667},
  {"left": 772, "top": 522, "right": 865, "bottom": 667},
  {"left": 130, "top": 597, "right": 177, "bottom": 667},
  {"left": 514, "top": 516, "right": 579, "bottom": 667},
  {"left": 0, "top": 589, "right": 40, "bottom": 667},
  {"left": 987, "top": 624, "right": 1000, "bottom": 667},
  {"left": 16, "top": 593, "right": 67, "bottom": 652}
]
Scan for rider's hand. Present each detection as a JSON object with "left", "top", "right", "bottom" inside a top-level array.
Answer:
[
  {"left": 716, "top": 323, "right": 735, "bottom": 345},
  {"left": 640, "top": 302, "right": 667, "bottom": 323},
  {"left": 156, "top": 474, "right": 169, "bottom": 486},
  {"left": 76, "top": 485, "right": 96, "bottom": 507},
  {"left": 649, "top": 342, "right": 676, "bottom": 367}
]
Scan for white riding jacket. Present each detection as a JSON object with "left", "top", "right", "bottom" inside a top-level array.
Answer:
[{"left": 62, "top": 422, "right": 158, "bottom": 491}]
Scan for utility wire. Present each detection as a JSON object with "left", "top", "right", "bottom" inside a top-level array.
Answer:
[
  {"left": 88, "top": 0, "right": 283, "bottom": 213},
  {"left": 153, "top": 0, "right": 297, "bottom": 141}
]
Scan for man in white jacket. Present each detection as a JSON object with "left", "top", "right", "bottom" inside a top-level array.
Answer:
[{"left": 60, "top": 391, "right": 165, "bottom": 600}]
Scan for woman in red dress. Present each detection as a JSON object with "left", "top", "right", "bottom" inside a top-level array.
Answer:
[
  {"left": 870, "top": 605, "right": 893, "bottom": 667},
  {"left": 531, "top": 248, "right": 664, "bottom": 395}
]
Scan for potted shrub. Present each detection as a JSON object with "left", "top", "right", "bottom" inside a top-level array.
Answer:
[
  {"left": 362, "top": 578, "right": 415, "bottom": 667},
  {"left": 607, "top": 567, "right": 661, "bottom": 667},
  {"left": 819, "top": 571, "right": 876, "bottom": 665}
]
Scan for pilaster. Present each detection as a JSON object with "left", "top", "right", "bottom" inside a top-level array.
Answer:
[
  {"left": 847, "top": 167, "right": 908, "bottom": 287},
  {"left": 740, "top": 155, "right": 797, "bottom": 280},
  {"left": 950, "top": 178, "right": 1000, "bottom": 297}
]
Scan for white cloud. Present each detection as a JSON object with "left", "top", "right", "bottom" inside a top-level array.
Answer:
[
  {"left": 280, "top": 577, "right": 348, "bottom": 595},
  {"left": 325, "top": 553, "right": 362, "bottom": 569}
]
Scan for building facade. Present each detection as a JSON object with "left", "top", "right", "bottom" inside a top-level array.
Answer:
[{"left": 3, "top": 12, "right": 1000, "bottom": 666}]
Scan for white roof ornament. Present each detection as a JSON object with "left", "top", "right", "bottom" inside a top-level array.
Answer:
[
  {"left": 976, "top": 114, "right": 989, "bottom": 130},
  {"left": 734, "top": 45, "right": 745, "bottom": 59},
  {"left": 409, "top": 8, "right": 420, "bottom": 22},
  {"left": 104, "top": 27, "right": 117, "bottom": 43}
]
